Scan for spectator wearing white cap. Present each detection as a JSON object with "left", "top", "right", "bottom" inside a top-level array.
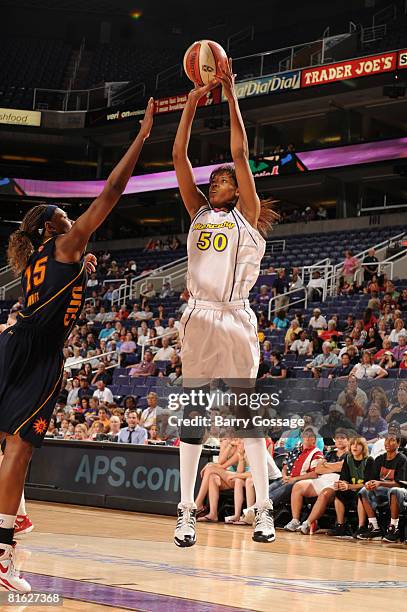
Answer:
[{"left": 308, "top": 308, "right": 327, "bottom": 331}]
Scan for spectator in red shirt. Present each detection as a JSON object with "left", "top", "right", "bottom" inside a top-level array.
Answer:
[
  {"left": 320, "top": 320, "right": 341, "bottom": 343},
  {"left": 268, "top": 428, "right": 323, "bottom": 508},
  {"left": 362, "top": 308, "right": 377, "bottom": 332},
  {"left": 373, "top": 338, "right": 393, "bottom": 362},
  {"left": 399, "top": 352, "right": 407, "bottom": 370},
  {"left": 118, "top": 306, "right": 129, "bottom": 320}
]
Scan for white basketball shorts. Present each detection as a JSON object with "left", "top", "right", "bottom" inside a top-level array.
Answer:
[{"left": 179, "top": 298, "right": 259, "bottom": 386}]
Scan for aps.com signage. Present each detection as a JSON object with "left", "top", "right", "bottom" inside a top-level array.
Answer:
[{"left": 27, "top": 440, "right": 212, "bottom": 511}]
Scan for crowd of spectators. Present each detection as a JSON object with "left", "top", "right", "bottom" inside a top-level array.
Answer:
[{"left": 3, "top": 237, "right": 407, "bottom": 540}]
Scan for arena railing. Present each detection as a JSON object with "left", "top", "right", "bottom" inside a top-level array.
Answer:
[
  {"left": 226, "top": 25, "right": 255, "bottom": 53},
  {"left": 300, "top": 262, "right": 334, "bottom": 302},
  {"left": 111, "top": 256, "right": 188, "bottom": 307},
  {"left": 352, "top": 256, "right": 407, "bottom": 285},
  {"left": 266, "top": 239, "right": 286, "bottom": 254},
  {"left": 361, "top": 24, "right": 387, "bottom": 45},
  {"left": 155, "top": 32, "right": 353, "bottom": 92},
  {"left": 326, "top": 229, "right": 406, "bottom": 295},
  {"left": 65, "top": 350, "right": 120, "bottom": 381},
  {"left": 0, "top": 277, "right": 20, "bottom": 300},
  {"left": 137, "top": 268, "right": 188, "bottom": 301},
  {"left": 32, "top": 80, "right": 146, "bottom": 112},
  {"left": 66, "top": 37, "right": 86, "bottom": 93},
  {"left": 267, "top": 286, "right": 308, "bottom": 320},
  {"left": 109, "top": 81, "right": 146, "bottom": 107},
  {"left": 372, "top": 3, "right": 397, "bottom": 28},
  {"left": 140, "top": 330, "right": 180, "bottom": 360}
]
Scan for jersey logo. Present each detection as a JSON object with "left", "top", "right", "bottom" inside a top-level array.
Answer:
[
  {"left": 33, "top": 417, "right": 48, "bottom": 435},
  {"left": 27, "top": 292, "right": 39, "bottom": 307},
  {"left": 192, "top": 221, "right": 235, "bottom": 231},
  {"left": 64, "top": 285, "right": 84, "bottom": 327}
]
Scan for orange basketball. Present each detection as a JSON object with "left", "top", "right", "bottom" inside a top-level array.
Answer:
[{"left": 183, "top": 40, "right": 228, "bottom": 86}]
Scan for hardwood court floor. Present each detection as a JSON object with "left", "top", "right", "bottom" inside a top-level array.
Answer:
[{"left": 10, "top": 501, "right": 407, "bottom": 612}]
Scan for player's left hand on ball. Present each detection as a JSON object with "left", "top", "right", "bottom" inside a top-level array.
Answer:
[
  {"left": 216, "top": 58, "right": 236, "bottom": 99},
  {"left": 84, "top": 252, "right": 97, "bottom": 274}
]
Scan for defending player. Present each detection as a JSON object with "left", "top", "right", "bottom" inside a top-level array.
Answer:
[
  {"left": 172, "top": 60, "right": 277, "bottom": 547},
  {"left": 0, "top": 98, "right": 154, "bottom": 593}
]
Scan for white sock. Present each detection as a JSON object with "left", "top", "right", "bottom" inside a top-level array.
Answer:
[
  {"left": 243, "top": 438, "right": 269, "bottom": 506},
  {"left": 17, "top": 492, "right": 27, "bottom": 517},
  {"left": 0, "top": 514, "right": 16, "bottom": 529},
  {"left": 390, "top": 518, "right": 399, "bottom": 528},
  {"left": 179, "top": 442, "right": 202, "bottom": 505},
  {"left": 368, "top": 517, "right": 378, "bottom": 529}
]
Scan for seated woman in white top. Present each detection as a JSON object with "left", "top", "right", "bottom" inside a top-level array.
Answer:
[
  {"left": 350, "top": 351, "right": 388, "bottom": 379},
  {"left": 388, "top": 318, "right": 407, "bottom": 344}
]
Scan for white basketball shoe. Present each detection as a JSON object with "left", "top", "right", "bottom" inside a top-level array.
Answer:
[
  {"left": 174, "top": 503, "right": 197, "bottom": 548},
  {"left": 252, "top": 500, "right": 276, "bottom": 543},
  {"left": 0, "top": 542, "right": 31, "bottom": 592}
]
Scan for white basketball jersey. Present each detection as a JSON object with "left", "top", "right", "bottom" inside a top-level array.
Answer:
[{"left": 186, "top": 206, "right": 266, "bottom": 302}]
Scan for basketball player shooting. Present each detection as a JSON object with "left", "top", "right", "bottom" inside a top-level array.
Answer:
[
  {"left": 0, "top": 98, "right": 154, "bottom": 593},
  {"left": 172, "top": 59, "right": 277, "bottom": 547}
]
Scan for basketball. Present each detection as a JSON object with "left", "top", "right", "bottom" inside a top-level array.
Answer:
[{"left": 183, "top": 39, "right": 228, "bottom": 86}]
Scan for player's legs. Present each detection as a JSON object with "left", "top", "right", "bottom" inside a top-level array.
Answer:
[
  {"left": 0, "top": 434, "right": 33, "bottom": 518},
  {"left": 199, "top": 472, "right": 223, "bottom": 521},
  {"left": 300, "top": 487, "right": 335, "bottom": 534},
  {"left": 284, "top": 481, "right": 316, "bottom": 530},
  {"left": 0, "top": 433, "right": 32, "bottom": 592},
  {"left": 383, "top": 487, "right": 407, "bottom": 542},
  {"left": 334, "top": 495, "right": 346, "bottom": 524},
  {"left": 0, "top": 448, "right": 33, "bottom": 538},
  {"left": 232, "top": 478, "right": 245, "bottom": 521},
  {"left": 224, "top": 306, "right": 274, "bottom": 542},
  {"left": 195, "top": 464, "right": 227, "bottom": 510}
]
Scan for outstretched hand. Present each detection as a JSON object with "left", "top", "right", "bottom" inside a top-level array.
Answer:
[
  {"left": 139, "top": 97, "right": 155, "bottom": 139},
  {"left": 187, "top": 79, "right": 219, "bottom": 103},
  {"left": 215, "top": 57, "right": 236, "bottom": 101},
  {"left": 84, "top": 252, "right": 97, "bottom": 274}
]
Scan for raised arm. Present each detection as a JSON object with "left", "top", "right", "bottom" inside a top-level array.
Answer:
[
  {"left": 56, "top": 98, "right": 155, "bottom": 262},
  {"left": 216, "top": 59, "right": 260, "bottom": 228},
  {"left": 172, "top": 83, "right": 216, "bottom": 219}
]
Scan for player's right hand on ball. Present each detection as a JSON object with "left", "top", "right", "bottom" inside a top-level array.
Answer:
[{"left": 188, "top": 79, "right": 218, "bottom": 103}]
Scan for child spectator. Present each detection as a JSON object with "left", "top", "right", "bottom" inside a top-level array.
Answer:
[
  {"left": 327, "top": 436, "right": 374, "bottom": 538},
  {"left": 357, "top": 433, "right": 407, "bottom": 539}
]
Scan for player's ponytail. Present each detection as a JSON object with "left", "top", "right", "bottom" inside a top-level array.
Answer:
[
  {"left": 257, "top": 198, "right": 279, "bottom": 238},
  {"left": 7, "top": 204, "right": 48, "bottom": 275}
]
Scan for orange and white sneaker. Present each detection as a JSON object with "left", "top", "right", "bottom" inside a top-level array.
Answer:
[
  {"left": 0, "top": 543, "right": 31, "bottom": 592},
  {"left": 14, "top": 516, "right": 34, "bottom": 537}
]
